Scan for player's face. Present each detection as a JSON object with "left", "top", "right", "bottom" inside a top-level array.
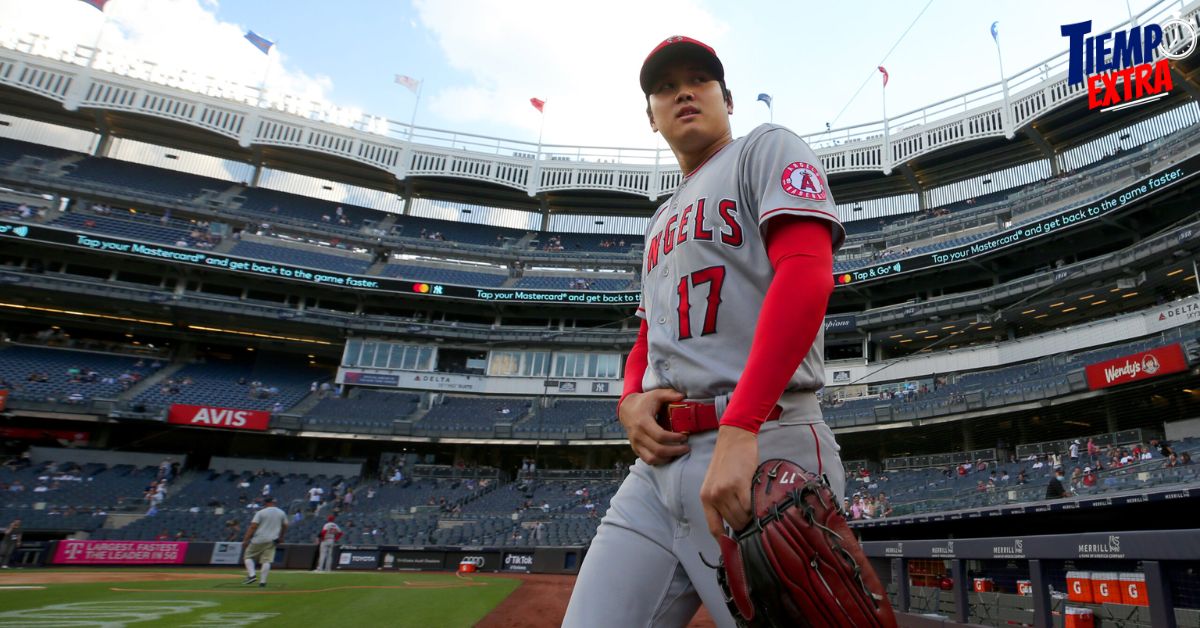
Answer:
[{"left": 646, "top": 62, "right": 732, "bottom": 152}]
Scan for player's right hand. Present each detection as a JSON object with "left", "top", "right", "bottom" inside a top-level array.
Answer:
[{"left": 619, "top": 388, "right": 689, "bottom": 465}]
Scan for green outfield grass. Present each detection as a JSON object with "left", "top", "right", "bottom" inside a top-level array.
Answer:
[{"left": 0, "top": 569, "right": 523, "bottom": 627}]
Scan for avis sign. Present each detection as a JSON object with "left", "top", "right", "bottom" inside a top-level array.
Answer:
[
  {"left": 1084, "top": 344, "right": 1188, "bottom": 390},
  {"left": 167, "top": 404, "right": 271, "bottom": 431}
]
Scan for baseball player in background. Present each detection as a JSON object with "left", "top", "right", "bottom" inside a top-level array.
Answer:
[
  {"left": 315, "top": 515, "right": 343, "bottom": 572},
  {"left": 564, "top": 36, "right": 846, "bottom": 627},
  {"left": 242, "top": 495, "right": 288, "bottom": 587}
]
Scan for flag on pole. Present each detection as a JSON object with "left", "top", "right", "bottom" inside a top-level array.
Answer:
[
  {"left": 244, "top": 31, "right": 274, "bottom": 55},
  {"left": 877, "top": 66, "right": 889, "bottom": 88},
  {"left": 990, "top": 21, "right": 1000, "bottom": 45},
  {"left": 756, "top": 93, "right": 772, "bottom": 109},
  {"left": 78, "top": 0, "right": 108, "bottom": 10},
  {"left": 530, "top": 98, "right": 545, "bottom": 113},
  {"left": 395, "top": 74, "right": 421, "bottom": 94}
]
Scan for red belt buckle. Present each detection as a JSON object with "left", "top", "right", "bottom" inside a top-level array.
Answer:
[{"left": 665, "top": 402, "right": 696, "bottom": 434}]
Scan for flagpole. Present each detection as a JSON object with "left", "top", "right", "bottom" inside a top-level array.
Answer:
[
  {"left": 881, "top": 77, "right": 889, "bottom": 174},
  {"left": 87, "top": 11, "right": 109, "bottom": 69},
  {"left": 407, "top": 81, "right": 422, "bottom": 142},
  {"left": 256, "top": 51, "right": 271, "bottom": 109},
  {"left": 992, "top": 24, "right": 1013, "bottom": 138},
  {"left": 536, "top": 107, "right": 546, "bottom": 155}
]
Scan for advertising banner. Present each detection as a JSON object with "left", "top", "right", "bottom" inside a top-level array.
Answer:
[
  {"left": 167, "top": 405, "right": 271, "bottom": 431},
  {"left": 1085, "top": 344, "right": 1188, "bottom": 390},
  {"left": 209, "top": 542, "right": 243, "bottom": 565},
  {"left": 53, "top": 540, "right": 187, "bottom": 565}
]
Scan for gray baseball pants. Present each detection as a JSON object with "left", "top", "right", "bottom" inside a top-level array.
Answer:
[{"left": 564, "top": 397, "right": 844, "bottom": 628}]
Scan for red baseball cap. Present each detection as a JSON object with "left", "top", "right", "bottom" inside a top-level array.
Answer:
[{"left": 640, "top": 36, "right": 724, "bottom": 95}]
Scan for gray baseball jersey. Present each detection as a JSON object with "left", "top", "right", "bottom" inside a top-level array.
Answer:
[{"left": 636, "top": 123, "right": 845, "bottom": 400}]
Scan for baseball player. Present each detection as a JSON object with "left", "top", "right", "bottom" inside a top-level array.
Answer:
[
  {"left": 242, "top": 495, "right": 287, "bottom": 587},
  {"left": 563, "top": 36, "right": 846, "bottom": 627},
  {"left": 315, "top": 515, "right": 343, "bottom": 572},
  {"left": 0, "top": 519, "right": 21, "bottom": 568}
]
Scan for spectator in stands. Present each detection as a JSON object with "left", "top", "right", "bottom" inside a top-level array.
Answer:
[
  {"left": 342, "top": 489, "right": 354, "bottom": 511},
  {"left": 1082, "top": 468, "right": 1097, "bottom": 488},
  {"left": 877, "top": 493, "right": 893, "bottom": 518},
  {"left": 8, "top": 481, "right": 23, "bottom": 492},
  {"left": 225, "top": 520, "right": 241, "bottom": 542},
  {"left": 1163, "top": 453, "right": 1179, "bottom": 468},
  {"left": 1087, "top": 438, "right": 1100, "bottom": 464},
  {"left": 157, "top": 459, "right": 173, "bottom": 482},
  {"left": 849, "top": 495, "right": 864, "bottom": 520},
  {"left": 308, "top": 485, "right": 324, "bottom": 511},
  {"left": 1069, "top": 467, "right": 1083, "bottom": 490},
  {"left": 1045, "top": 467, "right": 1070, "bottom": 499}
]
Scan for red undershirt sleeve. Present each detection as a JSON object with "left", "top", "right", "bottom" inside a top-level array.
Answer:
[
  {"left": 719, "top": 216, "right": 834, "bottom": 434},
  {"left": 618, "top": 319, "right": 650, "bottom": 414}
]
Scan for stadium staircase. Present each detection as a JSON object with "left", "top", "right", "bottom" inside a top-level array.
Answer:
[
  {"left": 23, "top": 154, "right": 84, "bottom": 179},
  {"left": 500, "top": 276, "right": 521, "bottom": 288},
  {"left": 286, "top": 389, "right": 328, "bottom": 416},
  {"left": 372, "top": 213, "right": 398, "bottom": 233},
  {"left": 513, "top": 232, "right": 538, "bottom": 249},
  {"left": 211, "top": 237, "right": 238, "bottom": 254},
  {"left": 364, "top": 259, "right": 390, "bottom": 275},
  {"left": 97, "top": 470, "right": 203, "bottom": 533},
  {"left": 202, "top": 184, "right": 246, "bottom": 211},
  {"left": 118, "top": 362, "right": 187, "bottom": 402}
]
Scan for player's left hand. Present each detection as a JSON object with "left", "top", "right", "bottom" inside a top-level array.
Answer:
[{"left": 700, "top": 425, "right": 758, "bottom": 539}]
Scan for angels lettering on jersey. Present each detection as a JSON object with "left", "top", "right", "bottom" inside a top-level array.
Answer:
[{"left": 644, "top": 197, "right": 743, "bottom": 277}]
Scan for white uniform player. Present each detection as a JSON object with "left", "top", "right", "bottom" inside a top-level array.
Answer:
[
  {"left": 564, "top": 37, "right": 846, "bottom": 627},
  {"left": 243, "top": 496, "right": 287, "bottom": 588}
]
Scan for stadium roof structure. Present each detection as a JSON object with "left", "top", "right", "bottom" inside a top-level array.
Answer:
[{"left": 0, "top": 0, "right": 1197, "bottom": 218}]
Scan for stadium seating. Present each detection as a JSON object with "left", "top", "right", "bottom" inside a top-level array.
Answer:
[
  {"left": 512, "top": 276, "right": 632, "bottom": 291},
  {"left": 0, "top": 345, "right": 153, "bottom": 403},
  {"left": 302, "top": 390, "right": 422, "bottom": 433},
  {"left": 517, "top": 400, "right": 617, "bottom": 438},
  {"left": 0, "top": 460, "right": 159, "bottom": 516},
  {"left": 416, "top": 396, "right": 534, "bottom": 434},
  {"left": 380, "top": 263, "right": 508, "bottom": 287},
  {"left": 63, "top": 158, "right": 218, "bottom": 203},
  {"left": 237, "top": 188, "right": 381, "bottom": 228},
  {"left": 131, "top": 357, "right": 323, "bottom": 413},
  {"left": 0, "top": 138, "right": 79, "bottom": 167},
  {"left": 532, "top": 232, "right": 641, "bottom": 253},
  {"left": 51, "top": 212, "right": 205, "bottom": 247},
  {"left": 229, "top": 241, "right": 372, "bottom": 274}
]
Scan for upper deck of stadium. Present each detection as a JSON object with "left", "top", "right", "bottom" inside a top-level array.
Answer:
[{"left": 0, "top": 0, "right": 1196, "bottom": 220}]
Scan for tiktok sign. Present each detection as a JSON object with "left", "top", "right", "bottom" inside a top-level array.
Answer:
[{"left": 1061, "top": 17, "right": 1197, "bottom": 111}]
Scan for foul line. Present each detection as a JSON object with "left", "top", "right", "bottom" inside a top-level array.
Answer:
[{"left": 109, "top": 582, "right": 490, "bottom": 595}]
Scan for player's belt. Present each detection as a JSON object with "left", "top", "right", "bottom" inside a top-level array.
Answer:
[{"left": 658, "top": 401, "right": 782, "bottom": 434}]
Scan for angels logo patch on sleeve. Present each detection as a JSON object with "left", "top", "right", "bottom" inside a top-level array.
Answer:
[{"left": 780, "top": 161, "right": 827, "bottom": 201}]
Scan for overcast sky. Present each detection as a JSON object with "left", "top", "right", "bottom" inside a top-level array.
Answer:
[{"left": 0, "top": 0, "right": 1181, "bottom": 149}]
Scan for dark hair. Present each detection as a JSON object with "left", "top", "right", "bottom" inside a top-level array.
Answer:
[{"left": 646, "top": 79, "right": 732, "bottom": 118}]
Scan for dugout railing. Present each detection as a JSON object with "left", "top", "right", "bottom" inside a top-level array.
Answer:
[{"left": 863, "top": 529, "right": 1200, "bottom": 627}]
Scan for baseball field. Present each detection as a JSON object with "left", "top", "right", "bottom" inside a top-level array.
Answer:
[{"left": 0, "top": 569, "right": 717, "bottom": 627}]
